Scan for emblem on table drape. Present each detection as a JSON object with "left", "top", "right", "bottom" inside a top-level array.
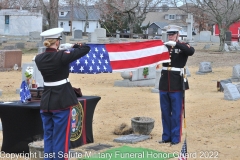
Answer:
[{"left": 70, "top": 102, "right": 84, "bottom": 141}]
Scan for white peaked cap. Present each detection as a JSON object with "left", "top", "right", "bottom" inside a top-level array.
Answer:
[
  {"left": 40, "top": 28, "right": 64, "bottom": 39},
  {"left": 164, "top": 25, "right": 182, "bottom": 33}
]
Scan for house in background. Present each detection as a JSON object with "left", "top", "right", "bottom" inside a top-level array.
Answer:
[
  {"left": 0, "top": 9, "right": 42, "bottom": 36},
  {"left": 143, "top": 7, "right": 191, "bottom": 37},
  {"left": 213, "top": 21, "right": 240, "bottom": 41},
  {"left": 58, "top": 5, "right": 101, "bottom": 34}
]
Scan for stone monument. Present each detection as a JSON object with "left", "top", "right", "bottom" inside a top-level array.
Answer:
[
  {"left": 224, "top": 83, "right": 240, "bottom": 101},
  {"left": 231, "top": 64, "right": 240, "bottom": 82},
  {"left": 114, "top": 67, "right": 156, "bottom": 87},
  {"left": 196, "top": 62, "right": 212, "bottom": 74}
]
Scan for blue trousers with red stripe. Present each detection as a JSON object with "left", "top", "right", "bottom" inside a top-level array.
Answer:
[
  {"left": 159, "top": 91, "right": 183, "bottom": 143},
  {"left": 40, "top": 108, "right": 72, "bottom": 160}
]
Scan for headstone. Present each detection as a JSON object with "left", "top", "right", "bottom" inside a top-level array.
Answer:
[
  {"left": 95, "top": 28, "right": 106, "bottom": 38},
  {"left": 113, "top": 134, "right": 150, "bottom": 143},
  {"left": 0, "top": 50, "right": 22, "bottom": 69},
  {"left": 61, "top": 34, "right": 66, "bottom": 44},
  {"left": 225, "top": 31, "right": 232, "bottom": 45},
  {"left": 0, "top": 89, "right": 2, "bottom": 96},
  {"left": 210, "top": 36, "right": 220, "bottom": 43},
  {"left": 186, "top": 13, "right": 193, "bottom": 41},
  {"left": 232, "top": 42, "right": 240, "bottom": 51},
  {"left": 232, "top": 64, "right": 240, "bottom": 82},
  {"left": 88, "top": 32, "right": 98, "bottom": 43},
  {"left": 151, "top": 68, "right": 161, "bottom": 93},
  {"left": 203, "top": 44, "right": 210, "bottom": 50},
  {"left": 236, "top": 83, "right": 240, "bottom": 93},
  {"left": 22, "top": 62, "right": 44, "bottom": 88},
  {"left": 219, "top": 79, "right": 232, "bottom": 92},
  {"left": 131, "top": 67, "right": 156, "bottom": 81},
  {"left": 116, "top": 30, "right": 120, "bottom": 41},
  {"left": 196, "top": 62, "right": 212, "bottom": 74},
  {"left": 224, "top": 43, "right": 230, "bottom": 52},
  {"left": 224, "top": 83, "right": 240, "bottom": 100},
  {"left": 3, "top": 46, "right": 16, "bottom": 50},
  {"left": 229, "top": 46, "right": 236, "bottom": 51},
  {"left": 161, "top": 32, "right": 167, "bottom": 42},
  {"left": 38, "top": 47, "right": 46, "bottom": 54},
  {"left": 29, "top": 31, "right": 41, "bottom": 41},
  {"left": 73, "top": 30, "right": 82, "bottom": 39},
  {"left": 199, "top": 31, "right": 211, "bottom": 42},
  {"left": 15, "top": 43, "right": 25, "bottom": 49}
]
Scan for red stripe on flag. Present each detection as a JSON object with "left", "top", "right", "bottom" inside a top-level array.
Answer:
[
  {"left": 105, "top": 40, "right": 164, "bottom": 52},
  {"left": 110, "top": 51, "right": 169, "bottom": 70}
]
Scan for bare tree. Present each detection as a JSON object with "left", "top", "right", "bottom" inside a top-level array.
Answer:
[
  {"left": 172, "top": 0, "right": 240, "bottom": 52},
  {"left": 96, "top": 0, "right": 163, "bottom": 36},
  {"left": 39, "top": 0, "right": 59, "bottom": 29}
]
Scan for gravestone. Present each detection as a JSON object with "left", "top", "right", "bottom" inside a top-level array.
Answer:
[
  {"left": 232, "top": 64, "right": 240, "bottom": 82},
  {"left": 61, "top": 34, "right": 66, "bottom": 44},
  {"left": 74, "top": 30, "right": 82, "bottom": 39},
  {"left": 199, "top": 31, "right": 211, "bottom": 42},
  {"left": 113, "top": 134, "right": 150, "bottom": 143},
  {"left": 236, "top": 83, "right": 240, "bottom": 93},
  {"left": 3, "top": 46, "right": 16, "bottom": 50},
  {"left": 95, "top": 28, "right": 106, "bottom": 38},
  {"left": 196, "top": 62, "right": 212, "bottom": 75},
  {"left": 229, "top": 46, "right": 236, "bottom": 51},
  {"left": 224, "top": 43, "right": 229, "bottom": 52},
  {"left": 15, "top": 43, "right": 25, "bottom": 49},
  {"left": 88, "top": 32, "right": 98, "bottom": 43},
  {"left": 224, "top": 83, "right": 240, "bottom": 100},
  {"left": 38, "top": 47, "right": 46, "bottom": 54},
  {"left": 0, "top": 50, "right": 22, "bottom": 69},
  {"left": 225, "top": 31, "right": 232, "bottom": 45},
  {"left": 161, "top": 32, "right": 167, "bottom": 42},
  {"left": 203, "top": 44, "right": 210, "bottom": 50},
  {"left": 21, "top": 62, "right": 44, "bottom": 88},
  {"left": 232, "top": 42, "right": 240, "bottom": 51},
  {"left": 151, "top": 68, "right": 162, "bottom": 93},
  {"left": 114, "top": 67, "right": 156, "bottom": 87},
  {"left": 0, "top": 89, "right": 2, "bottom": 96},
  {"left": 219, "top": 79, "right": 232, "bottom": 92},
  {"left": 29, "top": 31, "right": 41, "bottom": 41}
]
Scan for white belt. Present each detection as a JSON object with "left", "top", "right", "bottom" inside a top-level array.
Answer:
[
  {"left": 162, "top": 67, "right": 187, "bottom": 82},
  {"left": 44, "top": 78, "right": 69, "bottom": 86},
  {"left": 162, "top": 67, "right": 182, "bottom": 71}
]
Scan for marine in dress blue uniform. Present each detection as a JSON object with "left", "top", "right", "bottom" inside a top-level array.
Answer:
[
  {"left": 35, "top": 28, "right": 90, "bottom": 160},
  {"left": 158, "top": 25, "right": 194, "bottom": 145}
]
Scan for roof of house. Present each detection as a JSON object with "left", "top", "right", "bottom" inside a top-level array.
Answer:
[
  {"left": 151, "top": 22, "right": 169, "bottom": 29},
  {"left": 142, "top": 7, "right": 187, "bottom": 27},
  {"left": 58, "top": 5, "right": 100, "bottom": 21}
]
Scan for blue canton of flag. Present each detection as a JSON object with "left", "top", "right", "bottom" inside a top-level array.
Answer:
[
  {"left": 69, "top": 44, "right": 113, "bottom": 74},
  {"left": 20, "top": 80, "right": 31, "bottom": 103},
  {"left": 178, "top": 137, "right": 187, "bottom": 160}
]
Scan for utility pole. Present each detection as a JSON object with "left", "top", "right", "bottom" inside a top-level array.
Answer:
[{"left": 70, "top": 0, "right": 73, "bottom": 36}]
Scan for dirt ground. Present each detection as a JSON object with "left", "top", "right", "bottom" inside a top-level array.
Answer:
[{"left": 0, "top": 42, "right": 240, "bottom": 160}]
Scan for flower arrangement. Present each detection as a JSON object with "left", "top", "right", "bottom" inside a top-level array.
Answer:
[
  {"left": 142, "top": 67, "right": 149, "bottom": 78},
  {"left": 25, "top": 66, "right": 34, "bottom": 79}
]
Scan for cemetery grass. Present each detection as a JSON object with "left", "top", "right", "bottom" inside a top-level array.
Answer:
[{"left": 0, "top": 42, "right": 240, "bottom": 160}]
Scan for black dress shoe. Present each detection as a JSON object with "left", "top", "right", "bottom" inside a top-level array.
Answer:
[
  {"left": 171, "top": 142, "right": 179, "bottom": 145},
  {"left": 158, "top": 140, "right": 170, "bottom": 143}
]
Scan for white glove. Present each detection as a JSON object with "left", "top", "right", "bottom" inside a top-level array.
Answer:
[
  {"left": 164, "top": 41, "right": 176, "bottom": 47},
  {"left": 59, "top": 43, "right": 73, "bottom": 50}
]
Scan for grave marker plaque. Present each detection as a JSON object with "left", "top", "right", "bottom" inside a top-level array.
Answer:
[{"left": 224, "top": 83, "right": 240, "bottom": 100}]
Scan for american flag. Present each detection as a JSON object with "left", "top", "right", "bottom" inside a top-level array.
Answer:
[
  {"left": 178, "top": 137, "right": 187, "bottom": 160},
  {"left": 69, "top": 40, "right": 169, "bottom": 74},
  {"left": 20, "top": 80, "right": 31, "bottom": 103}
]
